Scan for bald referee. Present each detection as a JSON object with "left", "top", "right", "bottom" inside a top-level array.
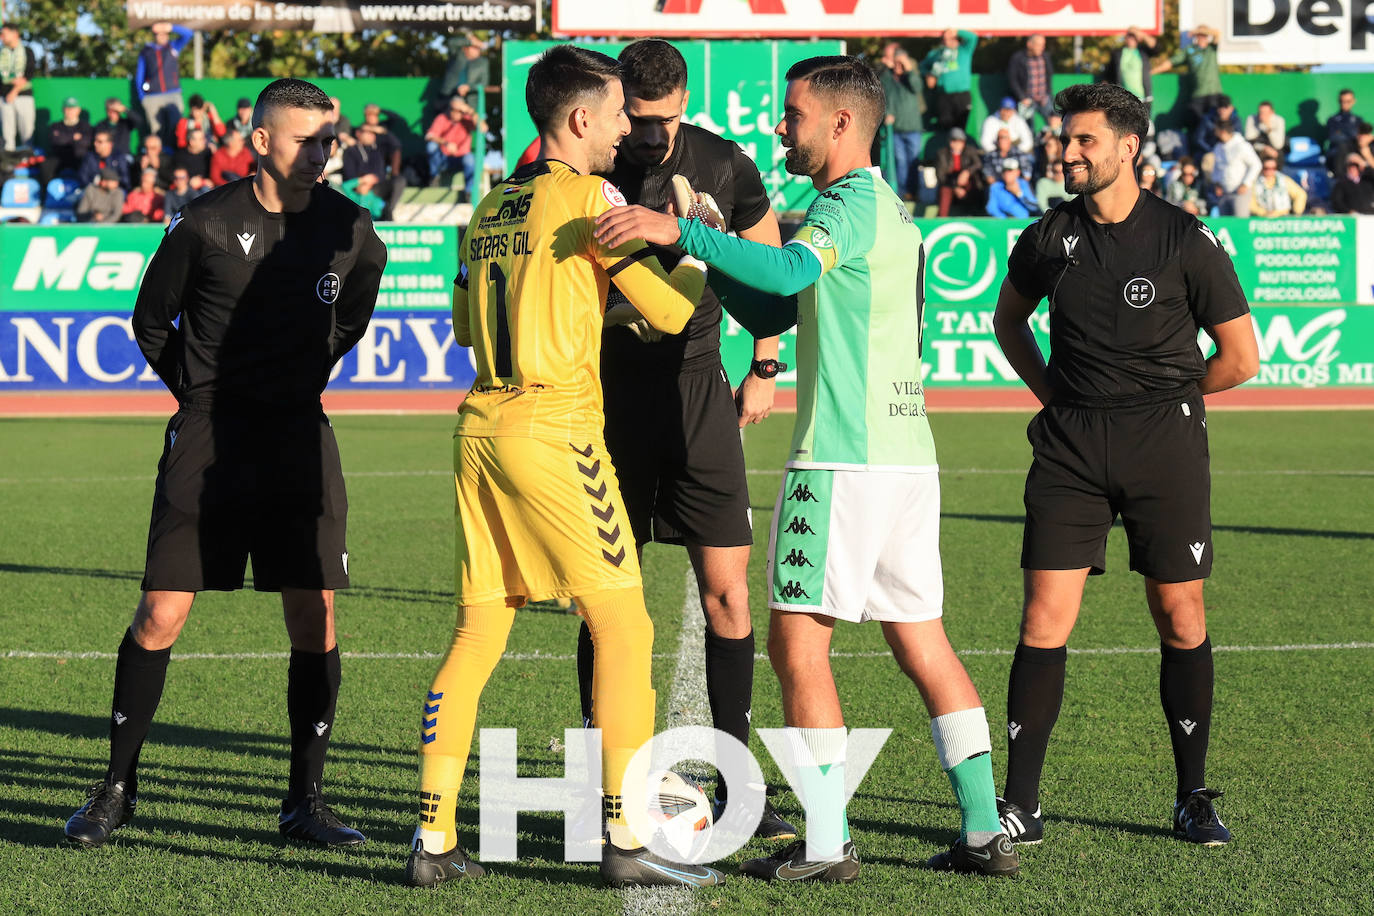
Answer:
[
  {"left": 991, "top": 82, "right": 1258, "bottom": 847},
  {"left": 64, "top": 78, "right": 386, "bottom": 849}
]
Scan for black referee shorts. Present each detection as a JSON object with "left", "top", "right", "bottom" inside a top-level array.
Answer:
[
  {"left": 1021, "top": 387, "right": 1213, "bottom": 582},
  {"left": 602, "top": 360, "right": 753, "bottom": 548},
  {"left": 141, "top": 409, "right": 351, "bottom": 593}
]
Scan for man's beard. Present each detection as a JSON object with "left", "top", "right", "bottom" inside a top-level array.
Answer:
[
  {"left": 1064, "top": 157, "right": 1120, "bottom": 196},
  {"left": 623, "top": 141, "right": 668, "bottom": 168},
  {"left": 783, "top": 139, "right": 823, "bottom": 176}
]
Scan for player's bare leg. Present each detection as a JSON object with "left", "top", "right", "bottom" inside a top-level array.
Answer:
[
  {"left": 279, "top": 587, "right": 362, "bottom": 847},
  {"left": 1001, "top": 568, "right": 1089, "bottom": 842},
  {"left": 1146, "top": 578, "right": 1228, "bottom": 845}
]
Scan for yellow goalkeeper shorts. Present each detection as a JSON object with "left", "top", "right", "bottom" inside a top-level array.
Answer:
[{"left": 453, "top": 434, "right": 641, "bottom": 606}]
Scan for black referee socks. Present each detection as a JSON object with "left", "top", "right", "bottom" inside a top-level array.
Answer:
[
  {"left": 107, "top": 627, "right": 172, "bottom": 797},
  {"left": 1003, "top": 643, "right": 1067, "bottom": 812},
  {"left": 286, "top": 646, "right": 341, "bottom": 806},
  {"left": 1160, "top": 636, "right": 1213, "bottom": 799},
  {"left": 705, "top": 626, "right": 755, "bottom": 802}
]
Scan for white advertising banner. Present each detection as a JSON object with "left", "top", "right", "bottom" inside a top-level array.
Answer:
[
  {"left": 553, "top": 0, "right": 1162, "bottom": 38},
  {"left": 1185, "top": 0, "right": 1374, "bottom": 65}
]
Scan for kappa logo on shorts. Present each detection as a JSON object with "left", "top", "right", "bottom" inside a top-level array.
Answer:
[
  {"left": 787, "top": 483, "right": 819, "bottom": 503},
  {"left": 1124, "top": 277, "right": 1156, "bottom": 309},
  {"left": 784, "top": 517, "right": 815, "bottom": 535},
  {"left": 317, "top": 272, "right": 341, "bottom": 304},
  {"left": 779, "top": 580, "right": 812, "bottom": 600},
  {"left": 780, "top": 548, "right": 814, "bottom": 567}
]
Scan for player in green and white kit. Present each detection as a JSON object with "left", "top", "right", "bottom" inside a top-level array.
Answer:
[{"left": 596, "top": 55, "right": 1018, "bottom": 882}]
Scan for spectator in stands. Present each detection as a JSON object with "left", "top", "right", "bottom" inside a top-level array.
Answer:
[
  {"left": 1165, "top": 156, "right": 1204, "bottom": 215},
  {"left": 1325, "top": 88, "right": 1360, "bottom": 170},
  {"left": 121, "top": 167, "right": 165, "bottom": 222},
  {"left": 1035, "top": 159, "right": 1070, "bottom": 212},
  {"left": 425, "top": 95, "right": 479, "bottom": 194},
  {"left": 878, "top": 42, "right": 924, "bottom": 200},
  {"left": 1208, "top": 120, "right": 1261, "bottom": 216},
  {"left": 1245, "top": 100, "right": 1287, "bottom": 163},
  {"left": 1251, "top": 155, "right": 1306, "bottom": 216},
  {"left": 139, "top": 133, "right": 173, "bottom": 189},
  {"left": 1153, "top": 23, "right": 1223, "bottom": 130},
  {"left": 0, "top": 23, "right": 36, "bottom": 152},
  {"left": 78, "top": 128, "right": 131, "bottom": 190},
  {"left": 1194, "top": 94, "right": 1240, "bottom": 158},
  {"left": 440, "top": 34, "right": 490, "bottom": 108},
  {"left": 1007, "top": 34, "right": 1054, "bottom": 127},
  {"left": 175, "top": 94, "right": 226, "bottom": 150},
  {"left": 76, "top": 167, "right": 125, "bottom": 222},
  {"left": 162, "top": 166, "right": 201, "bottom": 215},
  {"left": 920, "top": 28, "right": 978, "bottom": 130},
  {"left": 96, "top": 97, "right": 140, "bottom": 166},
  {"left": 209, "top": 127, "right": 254, "bottom": 184},
  {"left": 135, "top": 21, "right": 192, "bottom": 144},
  {"left": 1330, "top": 154, "right": 1374, "bottom": 214},
  {"left": 1351, "top": 121, "right": 1374, "bottom": 171},
  {"left": 328, "top": 96, "right": 354, "bottom": 147},
  {"left": 980, "top": 96, "right": 1034, "bottom": 155},
  {"left": 1138, "top": 162, "right": 1161, "bottom": 196},
  {"left": 1034, "top": 133, "right": 1063, "bottom": 180},
  {"left": 935, "top": 126, "right": 984, "bottom": 216},
  {"left": 341, "top": 173, "right": 386, "bottom": 219},
  {"left": 343, "top": 121, "right": 404, "bottom": 220},
  {"left": 227, "top": 96, "right": 254, "bottom": 140},
  {"left": 40, "top": 97, "right": 92, "bottom": 189},
  {"left": 985, "top": 157, "right": 1040, "bottom": 218},
  {"left": 983, "top": 127, "right": 1033, "bottom": 182},
  {"left": 359, "top": 103, "right": 404, "bottom": 177},
  {"left": 173, "top": 127, "right": 213, "bottom": 190},
  {"left": 1103, "top": 26, "right": 1157, "bottom": 112}
]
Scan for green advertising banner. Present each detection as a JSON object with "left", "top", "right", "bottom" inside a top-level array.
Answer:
[
  {"left": 0, "top": 223, "right": 457, "bottom": 313},
  {"left": 503, "top": 40, "right": 844, "bottom": 213}
]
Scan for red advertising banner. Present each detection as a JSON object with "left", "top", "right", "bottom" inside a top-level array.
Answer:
[{"left": 553, "top": 0, "right": 1162, "bottom": 38}]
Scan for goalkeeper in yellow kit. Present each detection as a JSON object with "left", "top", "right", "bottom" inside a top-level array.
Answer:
[{"left": 405, "top": 45, "right": 724, "bottom": 890}]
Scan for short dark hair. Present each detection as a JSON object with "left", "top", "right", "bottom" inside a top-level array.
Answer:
[
  {"left": 1259, "top": 100, "right": 1273, "bottom": 109},
  {"left": 92, "top": 126, "right": 113, "bottom": 141},
  {"left": 252, "top": 78, "right": 332, "bottom": 129},
  {"left": 188, "top": 93, "right": 205, "bottom": 108},
  {"left": 1358, "top": 120, "right": 1373, "bottom": 134},
  {"left": 1340, "top": 88, "right": 1354, "bottom": 98},
  {"left": 526, "top": 45, "right": 621, "bottom": 134},
  {"left": 785, "top": 55, "right": 885, "bottom": 145},
  {"left": 618, "top": 40, "right": 687, "bottom": 101},
  {"left": 1054, "top": 82, "right": 1150, "bottom": 155}
]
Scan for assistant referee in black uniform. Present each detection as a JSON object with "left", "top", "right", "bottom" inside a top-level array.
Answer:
[
  {"left": 64, "top": 78, "right": 387, "bottom": 849},
  {"left": 990, "top": 82, "right": 1259, "bottom": 848},
  {"left": 575, "top": 39, "right": 795, "bottom": 839}
]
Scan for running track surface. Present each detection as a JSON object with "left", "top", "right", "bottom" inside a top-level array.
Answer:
[{"left": 1, "top": 386, "right": 1372, "bottom": 417}]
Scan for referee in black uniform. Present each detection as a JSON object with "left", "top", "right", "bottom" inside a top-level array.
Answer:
[
  {"left": 574, "top": 39, "right": 795, "bottom": 839},
  {"left": 990, "top": 82, "right": 1258, "bottom": 847},
  {"left": 64, "top": 78, "right": 387, "bottom": 849}
]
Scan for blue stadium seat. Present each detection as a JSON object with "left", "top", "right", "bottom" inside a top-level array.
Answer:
[
  {"left": 45, "top": 176, "right": 82, "bottom": 209},
  {"left": 1286, "top": 136, "right": 1322, "bottom": 167},
  {"left": 1, "top": 175, "right": 40, "bottom": 207}
]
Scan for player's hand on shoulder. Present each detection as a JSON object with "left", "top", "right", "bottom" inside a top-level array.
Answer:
[{"left": 594, "top": 203, "right": 681, "bottom": 250}]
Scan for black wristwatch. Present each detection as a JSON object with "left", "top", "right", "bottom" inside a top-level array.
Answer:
[{"left": 750, "top": 358, "right": 787, "bottom": 379}]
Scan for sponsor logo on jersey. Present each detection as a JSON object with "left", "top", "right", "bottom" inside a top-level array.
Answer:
[
  {"left": 808, "top": 228, "right": 834, "bottom": 249},
  {"left": 1062, "top": 234, "right": 1079, "bottom": 259},
  {"left": 236, "top": 231, "right": 255, "bottom": 255},
  {"left": 601, "top": 180, "right": 627, "bottom": 207},
  {"left": 317, "top": 272, "right": 341, "bottom": 304},
  {"left": 1124, "top": 277, "right": 1156, "bottom": 308},
  {"left": 784, "top": 517, "right": 815, "bottom": 535}
]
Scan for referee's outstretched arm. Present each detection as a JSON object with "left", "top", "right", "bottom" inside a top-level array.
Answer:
[{"left": 992, "top": 277, "right": 1054, "bottom": 406}]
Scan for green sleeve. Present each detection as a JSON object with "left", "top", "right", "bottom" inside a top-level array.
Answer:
[
  {"left": 708, "top": 268, "right": 798, "bottom": 338},
  {"left": 959, "top": 30, "right": 978, "bottom": 46},
  {"left": 677, "top": 219, "right": 822, "bottom": 296}
]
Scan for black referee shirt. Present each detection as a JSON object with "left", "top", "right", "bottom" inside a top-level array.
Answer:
[
  {"left": 603, "top": 122, "right": 771, "bottom": 371},
  {"left": 133, "top": 178, "right": 387, "bottom": 413},
  {"left": 1006, "top": 190, "right": 1249, "bottom": 402}
]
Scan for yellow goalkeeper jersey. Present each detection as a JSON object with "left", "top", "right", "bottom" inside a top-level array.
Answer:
[{"left": 453, "top": 158, "right": 704, "bottom": 441}]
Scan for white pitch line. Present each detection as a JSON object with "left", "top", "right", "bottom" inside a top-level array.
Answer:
[
  {"left": 620, "top": 569, "right": 708, "bottom": 916},
  {"left": 5, "top": 642, "right": 1373, "bottom": 663}
]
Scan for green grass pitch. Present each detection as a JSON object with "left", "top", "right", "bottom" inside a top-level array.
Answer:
[{"left": 0, "top": 408, "right": 1371, "bottom": 914}]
